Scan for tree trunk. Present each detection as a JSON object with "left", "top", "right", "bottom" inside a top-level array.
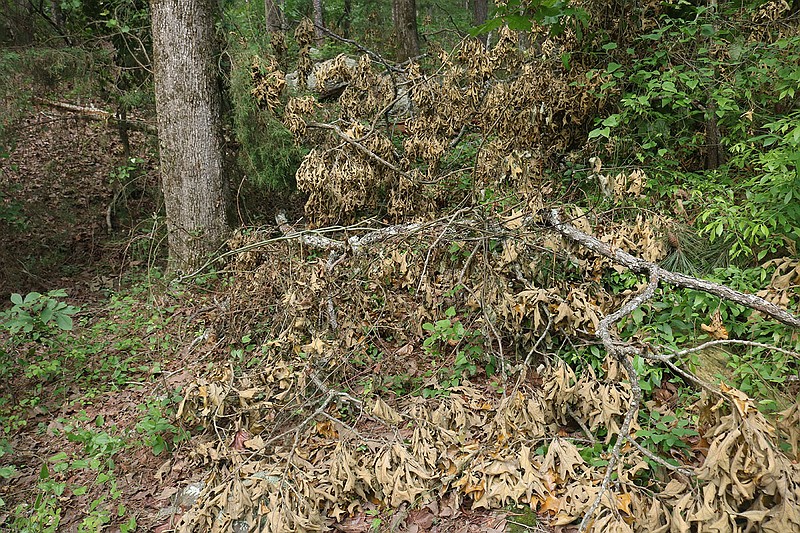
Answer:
[
  {"left": 50, "top": 0, "right": 65, "bottom": 36},
  {"left": 151, "top": 0, "right": 229, "bottom": 272},
  {"left": 10, "top": 0, "right": 35, "bottom": 45},
  {"left": 265, "top": 0, "right": 283, "bottom": 33},
  {"left": 312, "top": 0, "right": 325, "bottom": 45},
  {"left": 392, "top": 0, "right": 419, "bottom": 62},
  {"left": 472, "top": 0, "right": 488, "bottom": 46},
  {"left": 342, "top": 0, "right": 351, "bottom": 38}
]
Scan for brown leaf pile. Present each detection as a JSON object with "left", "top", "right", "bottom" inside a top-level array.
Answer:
[
  {"left": 174, "top": 215, "right": 800, "bottom": 532},
  {"left": 175, "top": 355, "right": 800, "bottom": 532}
]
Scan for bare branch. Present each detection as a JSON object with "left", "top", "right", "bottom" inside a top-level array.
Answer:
[
  {"left": 578, "top": 272, "right": 660, "bottom": 533},
  {"left": 546, "top": 209, "right": 800, "bottom": 328}
]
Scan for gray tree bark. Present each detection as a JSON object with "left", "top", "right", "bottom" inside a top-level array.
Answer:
[
  {"left": 313, "top": 0, "right": 325, "bottom": 44},
  {"left": 392, "top": 0, "right": 419, "bottom": 62},
  {"left": 151, "top": 0, "right": 229, "bottom": 272},
  {"left": 472, "top": 0, "right": 488, "bottom": 46}
]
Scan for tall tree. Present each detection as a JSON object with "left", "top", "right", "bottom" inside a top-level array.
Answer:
[
  {"left": 265, "top": 0, "right": 283, "bottom": 33},
  {"left": 151, "top": 0, "right": 229, "bottom": 272},
  {"left": 472, "top": 0, "right": 488, "bottom": 46},
  {"left": 7, "top": 0, "right": 35, "bottom": 45},
  {"left": 392, "top": 0, "right": 419, "bottom": 62},
  {"left": 312, "top": 0, "right": 325, "bottom": 44}
]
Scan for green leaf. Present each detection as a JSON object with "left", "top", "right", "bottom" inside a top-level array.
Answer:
[
  {"left": 602, "top": 114, "right": 620, "bottom": 127},
  {"left": 469, "top": 17, "right": 503, "bottom": 36},
  {"left": 10, "top": 293, "right": 22, "bottom": 305},
  {"left": 50, "top": 452, "right": 69, "bottom": 463},
  {"left": 55, "top": 313, "right": 73, "bottom": 331},
  {"left": 506, "top": 14, "right": 533, "bottom": 32},
  {"left": 588, "top": 127, "right": 610, "bottom": 139},
  {"left": 24, "top": 292, "right": 42, "bottom": 304}
]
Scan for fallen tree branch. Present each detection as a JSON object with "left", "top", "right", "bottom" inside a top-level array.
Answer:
[
  {"left": 663, "top": 338, "right": 800, "bottom": 362},
  {"left": 578, "top": 272, "right": 660, "bottom": 533},
  {"left": 306, "top": 121, "right": 415, "bottom": 181},
  {"left": 545, "top": 207, "right": 799, "bottom": 532},
  {"left": 275, "top": 212, "right": 422, "bottom": 255},
  {"left": 546, "top": 209, "right": 800, "bottom": 328},
  {"left": 32, "top": 97, "right": 157, "bottom": 135}
]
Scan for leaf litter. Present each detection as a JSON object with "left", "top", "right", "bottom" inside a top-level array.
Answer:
[{"left": 173, "top": 216, "right": 800, "bottom": 532}]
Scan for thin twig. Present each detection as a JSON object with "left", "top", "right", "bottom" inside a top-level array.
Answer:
[
  {"left": 627, "top": 437, "right": 694, "bottom": 476},
  {"left": 666, "top": 339, "right": 800, "bottom": 361},
  {"left": 416, "top": 209, "right": 464, "bottom": 294},
  {"left": 567, "top": 405, "right": 597, "bottom": 445},
  {"left": 316, "top": 24, "right": 404, "bottom": 74}
]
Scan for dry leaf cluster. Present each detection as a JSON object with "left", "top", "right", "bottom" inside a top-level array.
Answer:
[
  {"left": 175, "top": 350, "right": 800, "bottom": 532},
  {"left": 175, "top": 210, "right": 800, "bottom": 531},
  {"left": 191, "top": 16, "right": 800, "bottom": 533}
]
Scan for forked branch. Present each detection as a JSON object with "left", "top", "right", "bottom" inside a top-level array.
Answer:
[
  {"left": 544, "top": 208, "right": 800, "bottom": 532},
  {"left": 546, "top": 209, "right": 800, "bottom": 328}
]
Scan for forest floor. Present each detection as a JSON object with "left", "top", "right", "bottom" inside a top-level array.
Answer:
[
  {"left": 2, "top": 99, "right": 799, "bottom": 533},
  {"left": 0, "top": 106, "right": 518, "bottom": 532}
]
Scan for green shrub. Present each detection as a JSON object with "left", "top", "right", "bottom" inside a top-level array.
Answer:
[{"left": 227, "top": 31, "right": 306, "bottom": 191}]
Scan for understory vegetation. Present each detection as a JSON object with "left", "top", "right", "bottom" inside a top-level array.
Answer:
[{"left": 1, "top": 0, "right": 799, "bottom": 531}]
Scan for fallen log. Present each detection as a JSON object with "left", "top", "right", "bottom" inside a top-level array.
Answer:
[{"left": 32, "top": 97, "right": 157, "bottom": 135}]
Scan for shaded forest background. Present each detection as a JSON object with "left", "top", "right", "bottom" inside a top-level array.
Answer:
[{"left": 1, "top": 0, "right": 800, "bottom": 531}]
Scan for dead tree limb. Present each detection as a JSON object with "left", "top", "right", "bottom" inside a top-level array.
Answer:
[
  {"left": 546, "top": 209, "right": 800, "bottom": 328},
  {"left": 275, "top": 212, "right": 422, "bottom": 254},
  {"left": 578, "top": 272, "right": 661, "bottom": 533},
  {"left": 545, "top": 207, "right": 799, "bottom": 532},
  {"left": 32, "top": 97, "right": 157, "bottom": 135}
]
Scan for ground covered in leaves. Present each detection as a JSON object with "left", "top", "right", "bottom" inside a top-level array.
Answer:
[
  {"left": 2, "top": 109, "right": 800, "bottom": 531},
  {"left": 163, "top": 214, "right": 800, "bottom": 532},
  {"left": 3, "top": 27, "right": 800, "bottom": 532}
]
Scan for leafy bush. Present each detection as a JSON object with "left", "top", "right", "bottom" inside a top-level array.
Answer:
[
  {"left": 421, "top": 306, "right": 492, "bottom": 394},
  {"left": 1, "top": 290, "right": 79, "bottom": 341},
  {"left": 226, "top": 19, "right": 306, "bottom": 191},
  {"left": 588, "top": 6, "right": 800, "bottom": 261},
  {"left": 699, "top": 112, "right": 800, "bottom": 260}
]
